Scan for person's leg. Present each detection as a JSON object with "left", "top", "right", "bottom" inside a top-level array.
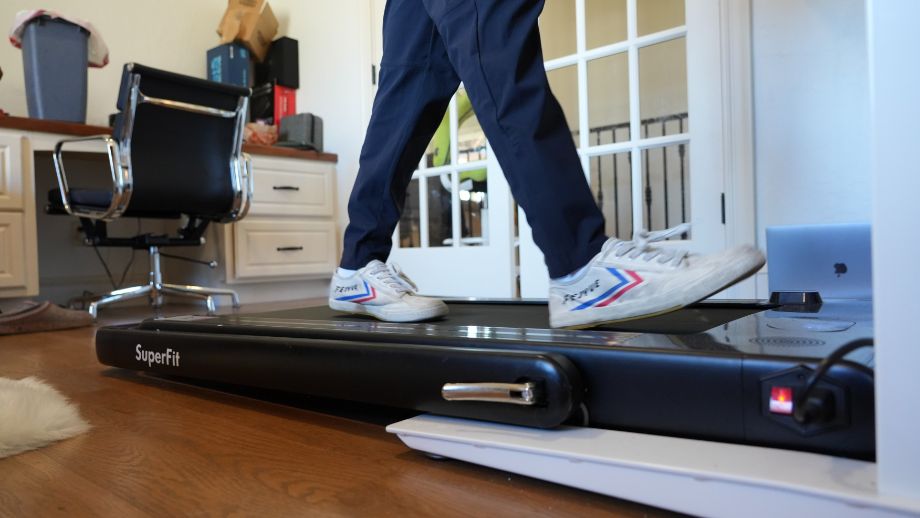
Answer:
[
  {"left": 340, "top": 0, "right": 461, "bottom": 270},
  {"left": 421, "top": 0, "right": 607, "bottom": 279},
  {"left": 331, "top": 0, "right": 458, "bottom": 322},
  {"left": 422, "top": 0, "right": 765, "bottom": 328}
]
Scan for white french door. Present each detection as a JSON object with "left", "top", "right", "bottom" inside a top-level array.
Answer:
[
  {"left": 386, "top": 109, "right": 517, "bottom": 298},
  {"left": 368, "top": 0, "right": 516, "bottom": 298},
  {"left": 519, "top": 0, "right": 729, "bottom": 297},
  {"left": 367, "top": 0, "right": 731, "bottom": 299}
]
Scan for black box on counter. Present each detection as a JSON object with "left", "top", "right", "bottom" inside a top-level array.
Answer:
[{"left": 255, "top": 37, "right": 299, "bottom": 89}]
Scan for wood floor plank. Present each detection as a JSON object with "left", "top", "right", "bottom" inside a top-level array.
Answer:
[
  {"left": 0, "top": 303, "right": 677, "bottom": 517},
  {"left": 0, "top": 452, "right": 147, "bottom": 517}
]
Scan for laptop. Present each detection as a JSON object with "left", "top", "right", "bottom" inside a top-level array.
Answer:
[{"left": 766, "top": 223, "right": 872, "bottom": 300}]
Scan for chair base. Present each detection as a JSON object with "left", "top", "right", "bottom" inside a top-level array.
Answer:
[{"left": 87, "top": 246, "right": 240, "bottom": 320}]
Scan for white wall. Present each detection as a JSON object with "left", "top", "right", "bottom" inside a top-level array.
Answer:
[
  {"left": 868, "top": 0, "right": 920, "bottom": 499},
  {"left": 751, "top": 0, "right": 871, "bottom": 296},
  {"left": 751, "top": 0, "right": 871, "bottom": 245},
  {"left": 0, "top": 1, "right": 370, "bottom": 303}
]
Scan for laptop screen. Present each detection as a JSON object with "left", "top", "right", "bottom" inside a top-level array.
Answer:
[{"left": 766, "top": 223, "right": 872, "bottom": 300}]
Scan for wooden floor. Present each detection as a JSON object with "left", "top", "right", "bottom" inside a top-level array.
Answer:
[{"left": 0, "top": 300, "right": 677, "bottom": 517}]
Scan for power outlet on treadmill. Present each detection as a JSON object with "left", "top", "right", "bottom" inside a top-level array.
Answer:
[{"left": 760, "top": 367, "right": 849, "bottom": 436}]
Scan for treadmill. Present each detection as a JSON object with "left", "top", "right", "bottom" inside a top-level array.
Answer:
[{"left": 95, "top": 297, "right": 875, "bottom": 460}]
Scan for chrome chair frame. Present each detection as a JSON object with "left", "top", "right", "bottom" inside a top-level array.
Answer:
[{"left": 51, "top": 67, "right": 253, "bottom": 319}]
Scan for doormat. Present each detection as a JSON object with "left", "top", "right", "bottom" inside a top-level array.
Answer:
[
  {"left": 0, "top": 377, "right": 90, "bottom": 459},
  {"left": 0, "top": 301, "right": 93, "bottom": 335}
]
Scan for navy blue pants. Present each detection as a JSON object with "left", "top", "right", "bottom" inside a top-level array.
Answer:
[{"left": 340, "top": 0, "right": 607, "bottom": 278}]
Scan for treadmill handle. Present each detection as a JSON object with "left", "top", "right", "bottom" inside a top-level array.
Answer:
[{"left": 442, "top": 382, "right": 539, "bottom": 406}]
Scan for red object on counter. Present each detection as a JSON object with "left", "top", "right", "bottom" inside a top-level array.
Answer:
[{"left": 274, "top": 84, "right": 296, "bottom": 126}]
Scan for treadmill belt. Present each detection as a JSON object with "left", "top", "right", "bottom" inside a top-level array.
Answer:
[{"left": 240, "top": 301, "right": 767, "bottom": 335}]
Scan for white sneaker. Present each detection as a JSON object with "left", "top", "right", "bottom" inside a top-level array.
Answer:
[
  {"left": 549, "top": 224, "right": 765, "bottom": 329},
  {"left": 329, "top": 260, "right": 448, "bottom": 322}
]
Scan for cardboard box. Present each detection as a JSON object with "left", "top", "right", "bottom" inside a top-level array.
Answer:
[
  {"left": 250, "top": 82, "right": 296, "bottom": 125},
  {"left": 207, "top": 43, "right": 252, "bottom": 87},
  {"left": 217, "top": 0, "right": 278, "bottom": 62}
]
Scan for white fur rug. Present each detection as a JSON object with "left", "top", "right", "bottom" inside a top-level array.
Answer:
[{"left": 0, "top": 377, "right": 90, "bottom": 459}]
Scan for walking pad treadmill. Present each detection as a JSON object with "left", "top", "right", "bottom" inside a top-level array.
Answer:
[{"left": 95, "top": 298, "right": 876, "bottom": 460}]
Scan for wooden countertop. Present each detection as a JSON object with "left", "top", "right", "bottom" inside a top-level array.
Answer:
[{"left": 0, "top": 115, "right": 338, "bottom": 163}]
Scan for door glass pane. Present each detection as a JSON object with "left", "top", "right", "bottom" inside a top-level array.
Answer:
[
  {"left": 399, "top": 178, "right": 421, "bottom": 248},
  {"left": 641, "top": 143, "right": 691, "bottom": 237},
  {"left": 456, "top": 88, "right": 486, "bottom": 164},
  {"left": 426, "top": 109, "right": 451, "bottom": 167},
  {"left": 585, "top": 0, "right": 627, "bottom": 49},
  {"left": 459, "top": 172, "right": 488, "bottom": 246},
  {"left": 591, "top": 152, "right": 633, "bottom": 239},
  {"left": 427, "top": 173, "right": 454, "bottom": 247},
  {"left": 637, "top": 0, "right": 685, "bottom": 37},
  {"left": 587, "top": 52, "right": 630, "bottom": 145},
  {"left": 547, "top": 65, "right": 579, "bottom": 147},
  {"left": 540, "top": 0, "right": 576, "bottom": 60},
  {"left": 639, "top": 37, "right": 688, "bottom": 136}
]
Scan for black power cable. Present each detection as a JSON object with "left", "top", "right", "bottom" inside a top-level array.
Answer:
[
  {"left": 91, "top": 218, "right": 141, "bottom": 290},
  {"left": 793, "top": 337, "right": 874, "bottom": 424}
]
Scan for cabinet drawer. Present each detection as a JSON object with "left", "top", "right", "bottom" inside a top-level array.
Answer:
[
  {"left": 233, "top": 218, "right": 337, "bottom": 279},
  {"left": 251, "top": 163, "right": 334, "bottom": 217},
  {"left": 0, "top": 135, "right": 24, "bottom": 210},
  {"left": 0, "top": 212, "right": 27, "bottom": 288}
]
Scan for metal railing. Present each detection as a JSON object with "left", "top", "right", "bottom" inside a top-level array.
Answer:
[
  {"left": 401, "top": 112, "right": 690, "bottom": 248},
  {"left": 584, "top": 112, "right": 689, "bottom": 239}
]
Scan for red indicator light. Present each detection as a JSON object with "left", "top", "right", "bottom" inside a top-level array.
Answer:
[{"left": 770, "top": 386, "right": 794, "bottom": 415}]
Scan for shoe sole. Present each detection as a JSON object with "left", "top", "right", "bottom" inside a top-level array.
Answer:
[
  {"left": 558, "top": 255, "right": 766, "bottom": 330},
  {"left": 329, "top": 299, "right": 448, "bottom": 323}
]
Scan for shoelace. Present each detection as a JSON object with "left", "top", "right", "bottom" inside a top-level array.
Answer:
[
  {"left": 602, "top": 223, "right": 691, "bottom": 267},
  {"left": 366, "top": 262, "right": 419, "bottom": 295}
]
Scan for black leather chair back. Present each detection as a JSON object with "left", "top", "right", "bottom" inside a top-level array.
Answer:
[{"left": 113, "top": 64, "right": 250, "bottom": 220}]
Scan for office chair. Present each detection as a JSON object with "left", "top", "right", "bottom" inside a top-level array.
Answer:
[{"left": 48, "top": 63, "right": 252, "bottom": 319}]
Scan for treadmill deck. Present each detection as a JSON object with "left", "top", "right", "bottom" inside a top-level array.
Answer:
[
  {"left": 148, "top": 299, "right": 874, "bottom": 361},
  {"left": 95, "top": 299, "right": 876, "bottom": 459}
]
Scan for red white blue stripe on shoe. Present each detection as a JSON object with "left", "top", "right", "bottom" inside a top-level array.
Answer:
[
  {"left": 335, "top": 281, "right": 377, "bottom": 303},
  {"left": 571, "top": 268, "right": 644, "bottom": 311}
]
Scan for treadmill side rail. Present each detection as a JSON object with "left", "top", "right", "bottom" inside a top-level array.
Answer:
[{"left": 96, "top": 325, "right": 585, "bottom": 428}]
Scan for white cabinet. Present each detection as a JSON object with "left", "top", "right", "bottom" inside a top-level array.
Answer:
[
  {"left": 0, "top": 135, "right": 24, "bottom": 210},
  {"left": 0, "top": 212, "right": 27, "bottom": 289},
  {"left": 0, "top": 133, "right": 37, "bottom": 297},
  {"left": 250, "top": 161, "right": 335, "bottom": 217},
  {"left": 222, "top": 155, "right": 338, "bottom": 283},
  {"left": 232, "top": 219, "right": 337, "bottom": 279}
]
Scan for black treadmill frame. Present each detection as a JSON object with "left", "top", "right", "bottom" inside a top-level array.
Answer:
[{"left": 95, "top": 300, "right": 876, "bottom": 460}]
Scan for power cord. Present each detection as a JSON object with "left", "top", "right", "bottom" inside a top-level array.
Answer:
[
  {"left": 793, "top": 337, "right": 874, "bottom": 424},
  {"left": 92, "top": 245, "right": 119, "bottom": 290},
  {"left": 91, "top": 218, "right": 141, "bottom": 290}
]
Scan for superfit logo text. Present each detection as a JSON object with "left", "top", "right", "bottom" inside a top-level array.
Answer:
[{"left": 135, "top": 344, "right": 180, "bottom": 368}]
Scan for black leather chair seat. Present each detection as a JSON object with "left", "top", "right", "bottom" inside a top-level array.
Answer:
[{"left": 47, "top": 188, "right": 181, "bottom": 218}]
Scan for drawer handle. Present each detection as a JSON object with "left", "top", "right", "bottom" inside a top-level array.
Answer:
[
  {"left": 442, "top": 382, "right": 539, "bottom": 406},
  {"left": 276, "top": 246, "right": 304, "bottom": 252},
  {"left": 273, "top": 185, "right": 300, "bottom": 191}
]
